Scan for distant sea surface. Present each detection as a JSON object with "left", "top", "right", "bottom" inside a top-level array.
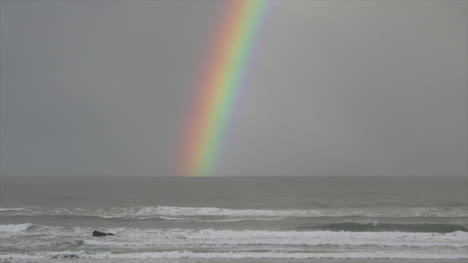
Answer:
[{"left": 1, "top": 176, "right": 467, "bottom": 263}]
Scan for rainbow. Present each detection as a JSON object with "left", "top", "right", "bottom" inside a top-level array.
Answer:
[{"left": 180, "top": 0, "right": 268, "bottom": 177}]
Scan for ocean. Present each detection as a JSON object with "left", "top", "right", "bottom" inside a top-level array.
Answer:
[{"left": 0, "top": 176, "right": 467, "bottom": 263}]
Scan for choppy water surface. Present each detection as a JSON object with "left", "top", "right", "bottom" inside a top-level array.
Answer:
[{"left": 1, "top": 176, "right": 467, "bottom": 263}]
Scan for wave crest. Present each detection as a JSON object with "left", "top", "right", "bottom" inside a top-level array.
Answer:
[
  {"left": 0, "top": 223, "right": 33, "bottom": 233},
  {"left": 1, "top": 250, "right": 468, "bottom": 260},
  {"left": 1, "top": 205, "right": 468, "bottom": 219},
  {"left": 305, "top": 222, "right": 468, "bottom": 233}
]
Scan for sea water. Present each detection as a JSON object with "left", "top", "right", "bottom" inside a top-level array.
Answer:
[{"left": 0, "top": 176, "right": 467, "bottom": 263}]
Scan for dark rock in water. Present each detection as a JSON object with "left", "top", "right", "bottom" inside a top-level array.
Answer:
[
  {"left": 92, "top": 230, "right": 114, "bottom": 237},
  {"left": 92, "top": 230, "right": 107, "bottom": 237}
]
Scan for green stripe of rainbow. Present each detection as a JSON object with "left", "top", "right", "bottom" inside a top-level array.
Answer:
[{"left": 180, "top": 0, "right": 268, "bottom": 177}]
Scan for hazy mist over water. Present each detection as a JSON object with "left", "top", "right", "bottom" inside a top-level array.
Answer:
[{"left": 1, "top": 176, "right": 467, "bottom": 209}]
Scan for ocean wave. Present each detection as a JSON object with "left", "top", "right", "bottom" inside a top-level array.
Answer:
[
  {"left": 0, "top": 207, "right": 29, "bottom": 212},
  {"left": 1, "top": 205, "right": 467, "bottom": 219},
  {"left": 1, "top": 250, "right": 468, "bottom": 260},
  {"left": 305, "top": 222, "right": 468, "bottom": 233},
  {"left": 2, "top": 226, "right": 468, "bottom": 258},
  {"left": 0, "top": 223, "right": 33, "bottom": 233},
  {"left": 77, "top": 228, "right": 468, "bottom": 248}
]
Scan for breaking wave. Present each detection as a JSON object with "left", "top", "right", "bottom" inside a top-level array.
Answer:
[
  {"left": 77, "top": 228, "right": 468, "bottom": 248},
  {"left": 0, "top": 223, "right": 33, "bottom": 233},
  {"left": 1, "top": 205, "right": 467, "bottom": 219},
  {"left": 5, "top": 225, "right": 466, "bottom": 248},
  {"left": 1, "top": 250, "right": 468, "bottom": 260},
  {"left": 0, "top": 208, "right": 28, "bottom": 212},
  {"left": 309, "top": 222, "right": 468, "bottom": 233},
  {"left": 2, "top": 226, "right": 467, "bottom": 261}
]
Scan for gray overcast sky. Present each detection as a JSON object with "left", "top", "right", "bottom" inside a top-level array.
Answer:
[{"left": 0, "top": 0, "right": 466, "bottom": 176}]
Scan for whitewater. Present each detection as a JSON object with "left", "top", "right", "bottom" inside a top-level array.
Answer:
[{"left": 1, "top": 176, "right": 467, "bottom": 263}]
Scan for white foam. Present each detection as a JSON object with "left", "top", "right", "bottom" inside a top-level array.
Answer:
[
  {"left": 79, "top": 228, "right": 468, "bottom": 249},
  {"left": 0, "top": 207, "right": 28, "bottom": 212},
  {"left": 3, "top": 205, "right": 468, "bottom": 219},
  {"left": 4, "top": 224, "right": 467, "bottom": 249},
  {"left": 2, "top": 228, "right": 467, "bottom": 260},
  {"left": 1, "top": 250, "right": 468, "bottom": 260},
  {"left": 0, "top": 223, "right": 32, "bottom": 233},
  {"left": 128, "top": 205, "right": 468, "bottom": 218},
  {"left": 159, "top": 216, "right": 189, "bottom": 221},
  {"left": 87, "top": 251, "right": 468, "bottom": 259}
]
